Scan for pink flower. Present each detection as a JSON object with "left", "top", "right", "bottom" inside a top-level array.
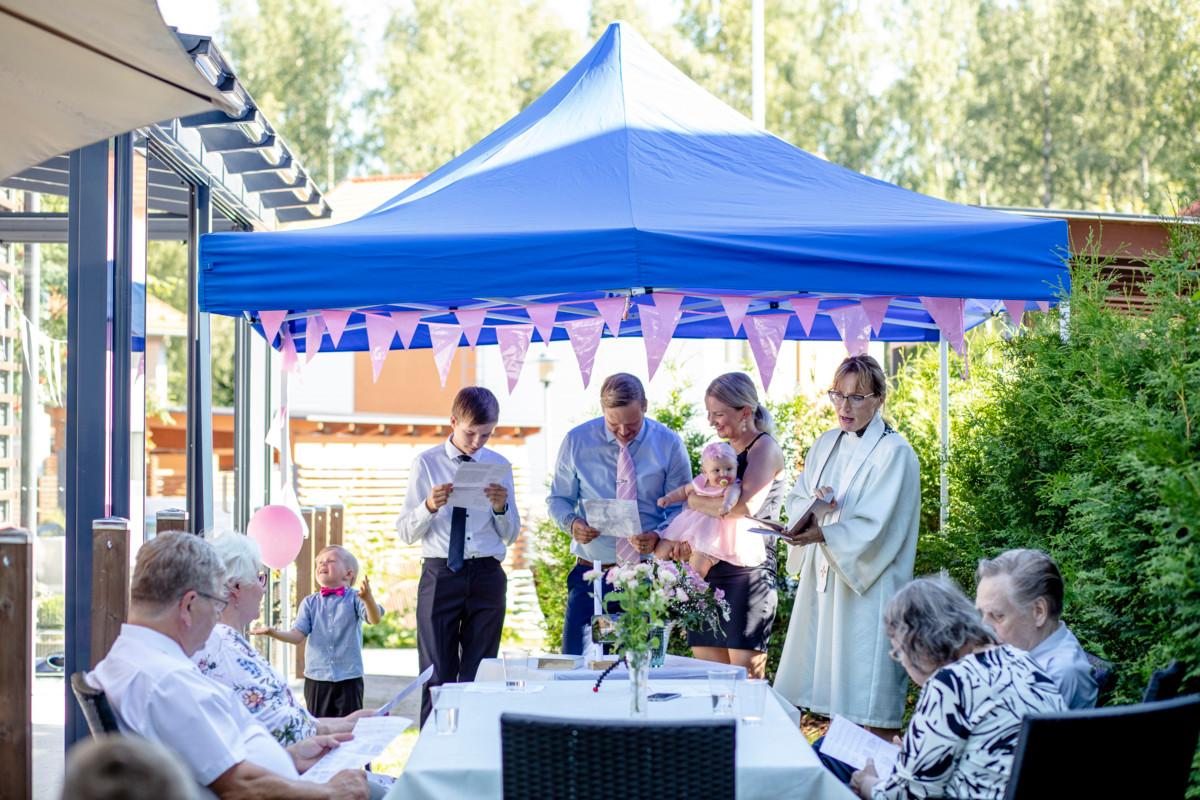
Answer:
[
  {"left": 675, "top": 589, "right": 689, "bottom": 602},
  {"left": 714, "top": 588, "right": 726, "bottom": 602}
]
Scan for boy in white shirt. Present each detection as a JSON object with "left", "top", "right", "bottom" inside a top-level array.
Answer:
[{"left": 396, "top": 386, "right": 520, "bottom": 723}]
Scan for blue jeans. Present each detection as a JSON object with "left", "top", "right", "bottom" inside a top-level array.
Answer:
[{"left": 562, "top": 562, "right": 623, "bottom": 655}]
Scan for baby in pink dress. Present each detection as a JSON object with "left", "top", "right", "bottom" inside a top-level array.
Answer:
[{"left": 654, "top": 441, "right": 742, "bottom": 578}]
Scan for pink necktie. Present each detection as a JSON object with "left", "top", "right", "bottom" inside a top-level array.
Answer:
[{"left": 615, "top": 441, "right": 640, "bottom": 564}]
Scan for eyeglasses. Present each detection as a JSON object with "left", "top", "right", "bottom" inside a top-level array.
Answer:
[
  {"left": 256, "top": 571, "right": 269, "bottom": 588},
  {"left": 195, "top": 590, "right": 230, "bottom": 614},
  {"left": 888, "top": 645, "right": 903, "bottom": 663},
  {"left": 828, "top": 390, "right": 879, "bottom": 408}
]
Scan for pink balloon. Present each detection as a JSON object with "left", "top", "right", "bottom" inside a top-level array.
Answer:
[{"left": 247, "top": 505, "right": 306, "bottom": 569}]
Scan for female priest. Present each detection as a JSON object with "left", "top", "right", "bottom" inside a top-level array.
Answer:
[{"left": 773, "top": 354, "right": 921, "bottom": 738}]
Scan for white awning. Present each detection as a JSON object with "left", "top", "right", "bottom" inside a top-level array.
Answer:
[{"left": 0, "top": 0, "right": 238, "bottom": 180}]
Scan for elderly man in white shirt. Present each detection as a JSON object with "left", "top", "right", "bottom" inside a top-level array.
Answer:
[
  {"left": 90, "top": 532, "right": 369, "bottom": 799},
  {"left": 975, "top": 548, "right": 1099, "bottom": 709}
]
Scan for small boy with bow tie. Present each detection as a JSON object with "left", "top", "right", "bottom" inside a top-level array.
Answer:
[{"left": 254, "top": 544, "right": 382, "bottom": 717}]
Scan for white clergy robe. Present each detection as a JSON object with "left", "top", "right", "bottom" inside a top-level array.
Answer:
[{"left": 773, "top": 411, "right": 921, "bottom": 728}]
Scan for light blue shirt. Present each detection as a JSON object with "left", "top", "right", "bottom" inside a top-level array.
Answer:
[
  {"left": 294, "top": 590, "right": 372, "bottom": 682},
  {"left": 1029, "top": 621, "right": 1098, "bottom": 709},
  {"left": 547, "top": 416, "right": 692, "bottom": 563}
]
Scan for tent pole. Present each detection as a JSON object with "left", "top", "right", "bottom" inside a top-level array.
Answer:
[
  {"left": 751, "top": 0, "right": 765, "bottom": 127},
  {"left": 939, "top": 339, "right": 949, "bottom": 529}
]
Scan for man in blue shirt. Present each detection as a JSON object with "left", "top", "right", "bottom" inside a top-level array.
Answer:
[{"left": 547, "top": 373, "right": 692, "bottom": 655}]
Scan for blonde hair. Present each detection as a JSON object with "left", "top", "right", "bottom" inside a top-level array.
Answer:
[
  {"left": 600, "top": 373, "right": 647, "bottom": 409},
  {"left": 832, "top": 354, "right": 888, "bottom": 400},
  {"left": 705, "top": 372, "right": 774, "bottom": 435},
  {"left": 317, "top": 545, "right": 359, "bottom": 585},
  {"left": 452, "top": 386, "right": 500, "bottom": 425}
]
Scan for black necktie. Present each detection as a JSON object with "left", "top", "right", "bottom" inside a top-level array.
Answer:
[{"left": 448, "top": 455, "right": 472, "bottom": 571}]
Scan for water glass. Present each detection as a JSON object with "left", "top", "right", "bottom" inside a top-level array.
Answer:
[
  {"left": 707, "top": 668, "right": 739, "bottom": 716},
  {"left": 739, "top": 679, "right": 768, "bottom": 725},
  {"left": 431, "top": 685, "right": 461, "bottom": 735},
  {"left": 502, "top": 649, "right": 530, "bottom": 691}
]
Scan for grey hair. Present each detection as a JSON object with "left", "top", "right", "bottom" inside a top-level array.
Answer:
[
  {"left": 63, "top": 734, "right": 199, "bottom": 800},
  {"left": 976, "top": 549, "right": 1064, "bottom": 620},
  {"left": 706, "top": 372, "right": 774, "bottom": 435},
  {"left": 130, "top": 533, "right": 225, "bottom": 608},
  {"left": 832, "top": 354, "right": 888, "bottom": 400},
  {"left": 600, "top": 373, "right": 647, "bottom": 409},
  {"left": 885, "top": 574, "right": 998, "bottom": 673},
  {"left": 319, "top": 545, "right": 359, "bottom": 585},
  {"left": 208, "top": 529, "right": 263, "bottom": 588}
]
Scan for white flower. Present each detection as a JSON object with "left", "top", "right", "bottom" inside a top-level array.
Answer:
[
  {"left": 675, "top": 589, "right": 689, "bottom": 602},
  {"left": 582, "top": 568, "right": 602, "bottom": 582}
]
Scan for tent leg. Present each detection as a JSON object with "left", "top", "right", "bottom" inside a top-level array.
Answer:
[{"left": 939, "top": 339, "right": 949, "bottom": 529}]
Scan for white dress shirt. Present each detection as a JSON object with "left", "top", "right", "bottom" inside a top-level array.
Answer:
[
  {"left": 396, "top": 438, "right": 521, "bottom": 560},
  {"left": 91, "top": 623, "right": 300, "bottom": 785}
]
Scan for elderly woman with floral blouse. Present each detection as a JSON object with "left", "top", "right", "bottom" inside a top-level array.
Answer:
[
  {"left": 193, "top": 530, "right": 370, "bottom": 744},
  {"left": 851, "top": 575, "right": 1065, "bottom": 800}
]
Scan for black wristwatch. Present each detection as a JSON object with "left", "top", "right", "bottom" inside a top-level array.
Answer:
[{"left": 494, "top": 504, "right": 509, "bottom": 515}]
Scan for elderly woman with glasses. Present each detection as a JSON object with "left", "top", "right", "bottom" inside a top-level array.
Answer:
[
  {"left": 774, "top": 354, "right": 921, "bottom": 739},
  {"left": 193, "top": 530, "right": 370, "bottom": 744},
  {"left": 849, "top": 576, "right": 1064, "bottom": 799}
]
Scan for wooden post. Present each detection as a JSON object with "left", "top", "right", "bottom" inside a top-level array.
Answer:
[
  {"left": 91, "top": 518, "right": 131, "bottom": 666},
  {"left": 0, "top": 528, "right": 32, "bottom": 800},
  {"left": 295, "top": 507, "right": 314, "bottom": 677},
  {"left": 313, "top": 506, "right": 329, "bottom": 557},
  {"left": 156, "top": 508, "right": 190, "bottom": 535},
  {"left": 327, "top": 504, "right": 344, "bottom": 548}
]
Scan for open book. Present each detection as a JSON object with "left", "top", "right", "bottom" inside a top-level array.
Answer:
[{"left": 746, "top": 494, "right": 833, "bottom": 537}]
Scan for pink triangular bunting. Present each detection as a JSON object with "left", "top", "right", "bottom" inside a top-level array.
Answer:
[
  {"left": 639, "top": 294, "right": 684, "bottom": 381},
  {"left": 496, "top": 324, "right": 534, "bottom": 393},
  {"left": 858, "top": 296, "right": 893, "bottom": 335},
  {"left": 565, "top": 317, "right": 606, "bottom": 388},
  {"left": 789, "top": 298, "right": 820, "bottom": 336},
  {"left": 593, "top": 296, "right": 626, "bottom": 338},
  {"left": 827, "top": 304, "right": 873, "bottom": 356},
  {"left": 744, "top": 315, "right": 791, "bottom": 391},
  {"left": 427, "top": 323, "right": 462, "bottom": 388},
  {"left": 364, "top": 312, "right": 396, "bottom": 382},
  {"left": 320, "top": 310, "right": 351, "bottom": 348},
  {"left": 279, "top": 329, "right": 300, "bottom": 373},
  {"left": 526, "top": 303, "right": 559, "bottom": 344},
  {"left": 391, "top": 311, "right": 423, "bottom": 348},
  {"left": 455, "top": 308, "right": 487, "bottom": 349},
  {"left": 1035, "top": 300, "right": 1050, "bottom": 312},
  {"left": 919, "top": 297, "right": 966, "bottom": 356},
  {"left": 304, "top": 313, "right": 326, "bottom": 364},
  {"left": 719, "top": 296, "right": 752, "bottom": 335},
  {"left": 1002, "top": 300, "right": 1026, "bottom": 328},
  {"left": 258, "top": 310, "right": 288, "bottom": 346}
]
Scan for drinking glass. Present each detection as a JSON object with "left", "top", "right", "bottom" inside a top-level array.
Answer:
[
  {"left": 707, "top": 668, "right": 739, "bottom": 716},
  {"left": 502, "top": 648, "right": 530, "bottom": 691},
  {"left": 431, "top": 685, "right": 461, "bottom": 735},
  {"left": 739, "top": 679, "right": 768, "bottom": 725}
]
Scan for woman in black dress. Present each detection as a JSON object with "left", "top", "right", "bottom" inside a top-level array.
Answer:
[{"left": 674, "top": 372, "right": 786, "bottom": 679}]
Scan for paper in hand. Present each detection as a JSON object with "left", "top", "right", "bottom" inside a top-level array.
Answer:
[
  {"left": 581, "top": 498, "right": 641, "bottom": 538},
  {"left": 298, "top": 716, "right": 413, "bottom": 783},
  {"left": 819, "top": 715, "right": 900, "bottom": 777},
  {"left": 376, "top": 665, "right": 434, "bottom": 716},
  {"left": 448, "top": 461, "right": 512, "bottom": 509}
]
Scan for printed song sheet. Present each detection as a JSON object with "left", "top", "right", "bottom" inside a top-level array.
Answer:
[
  {"left": 448, "top": 462, "right": 512, "bottom": 510},
  {"left": 819, "top": 715, "right": 900, "bottom": 777},
  {"left": 299, "top": 716, "right": 413, "bottom": 783},
  {"left": 582, "top": 498, "right": 642, "bottom": 538}
]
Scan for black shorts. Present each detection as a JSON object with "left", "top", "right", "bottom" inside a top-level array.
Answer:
[{"left": 304, "top": 675, "right": 364, "bottom": 718}]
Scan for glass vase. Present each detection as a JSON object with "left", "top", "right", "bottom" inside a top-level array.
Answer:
[
  {"left": 650, "top": 623, "right": 673, "bottom": 668},
  {"left": 626, "top": 650, "right": 651, "bottom": 717}
]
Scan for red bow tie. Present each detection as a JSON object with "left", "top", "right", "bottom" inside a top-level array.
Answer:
[{"left": 320, "top": 586, "right": 346, "bottom": 597}]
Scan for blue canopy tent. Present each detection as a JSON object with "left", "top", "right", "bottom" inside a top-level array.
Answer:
[{"left": 198, "top": 22, "right": 1068, "bottom": 356}]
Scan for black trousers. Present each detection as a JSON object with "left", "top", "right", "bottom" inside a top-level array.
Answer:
[
  {"left": 417, "top": 556, "right": 507, "bottom": 724},
  {"left": 304, "top": 676, "right": 364, "bottom": 718}
]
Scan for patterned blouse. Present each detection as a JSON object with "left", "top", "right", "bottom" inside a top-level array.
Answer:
[
  {"left": 872, "top": 645, "right": 1065, "bottom": 800},
  {"left": 193, "top": 623, "right": 318, "bottom": 745}
]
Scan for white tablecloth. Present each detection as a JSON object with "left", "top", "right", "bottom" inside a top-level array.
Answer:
[
  {"left": 385, "top": 679, "right": 854, "bottom": 800},
  {"left": 475, "top": 654, "right": 747, "bottom": 683}
]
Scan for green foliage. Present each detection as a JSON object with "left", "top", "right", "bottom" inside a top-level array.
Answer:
[
  {"left": 947, "top": 228, "right": 1200, "bottom": 710},
  {"left": 530, "top": 515, "right": 573, "bottom": 653},
  {"left": 37, "top": 594, "right": 65, "bottom": 629},
  {"left": 361, "top": 611, "right": 418, "bottom": 649},
  {"left": 651, "top": 374, "right": 709, "bottom": 476},
  {"left": 220, "top": 0, "right": 357, "bottom": 188}
]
